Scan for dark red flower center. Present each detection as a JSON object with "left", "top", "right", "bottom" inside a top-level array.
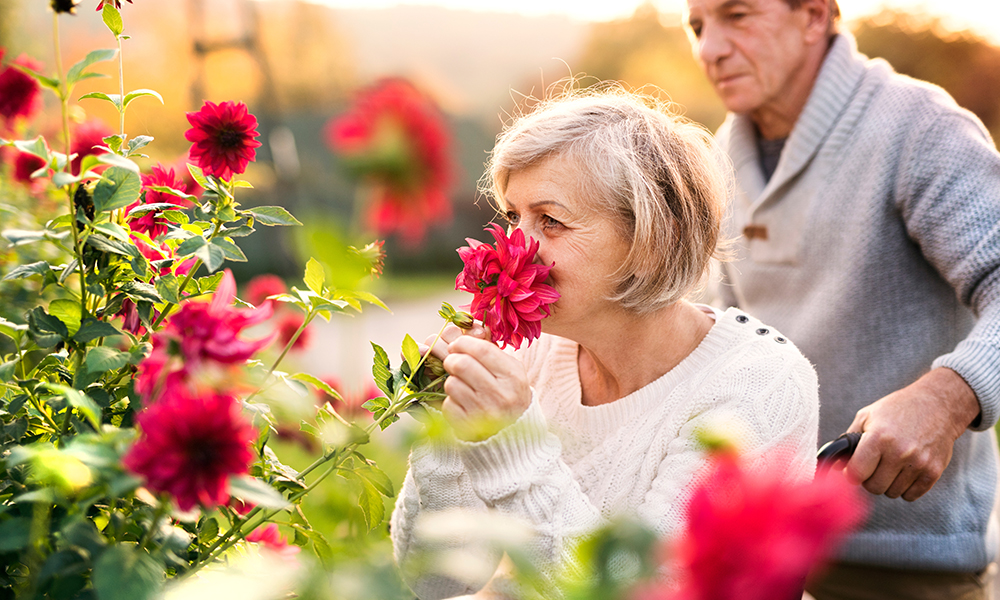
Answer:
[{"left": 215, "top": 127, "right": 244, "bottom": 149}]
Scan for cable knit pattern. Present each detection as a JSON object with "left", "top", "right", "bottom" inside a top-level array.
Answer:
[
  {"left": 715, "top": 32, "right": 1000, "bottom": 571},
  {"left": 391, "top": 306, "right": 818, "bottom": 598}
]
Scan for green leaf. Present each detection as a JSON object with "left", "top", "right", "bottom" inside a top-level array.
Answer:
[
  {"left": 85, "top": 234, "right": 139, "bottom": 258},
  {"left": 198, "top": 517, "right": 219, "bottom": 543},
  {"left": 0, "top": 317, "right": 28, "bottom": 342},
  {"left": 147, "top": 185, "right": 196, "bottom": 202},
  {"left": 356, "top": 476, "right": 385, "bottom": 531},
  {"left": 341, "top": 289, "right": 390, "bottom": 312},
  {"left": 97, "top": 153, "right": 141, "bottom": 174},
  {"left": 304, "top": 257, "right": 325, "bottom": 294},
  {"left": 289, "top": 373, "right": 342, "bottom": 401},
  {"left": 66, "top": 49, "right": 117, "bottom": 88},
  {"left": 231, "top": 179, "right": 253, "bottom": 189},
  {"left": 122, "top": 89, "right": 163, "bottom": 110},
  {"left": 27, "top": 307, "right": 68, "bottom": 347},
  {"left": 371, "top": 342, "right": 393, "bottom": 396},
  {"left": 93, "top": 222, "right": 130, "bottom": 242},
  {"left": 92, "top": 546, "right": 163, "bottom": 600},
  {"left": 127, "top": 135, "right": 153, "bottom": 154},
  {"left": 12, "top": 65, "right": 60, "bottom": 93},
  {"left": 79, "top": 91, "right": 122, "bottom": 111},
  {"left": 43, "top": 383, "right": 102, "bottom": 430},
  {"left": 2, "top": 229, "right": 47, "bottom": 246},
  {"left": 74, "top": 318, "right": 123, "bottom": 343},
  {"left": 49, "top": 299, "right": 82, "bottom": 336},
  {"left": 186, "top": 163, "right": 212, "bottom": 191},
  {"left": 103, "top": 134, "right": 125, "bottom": 153},
  {"left": 227, "top": 476, "right": 290, "bottom": 509},
  {"left": 53, "top": 171, "right": 84, "bottom": 187},
  {"left": 0, "top": 517, "right": 31, "bottom": 551},
  {"left": 195, "top": 243, "right": 226, "bottom": 273},
  {"left": 155, "top": 274, "right": 180, "bottom": 304},
  {"left": 402, "top": 334, "right": 422, "bottom": 374},
  {"left": 175, "top": 236, "right": 206, "bottom": 257},
  {"left": 211, "top": 237, "right": 246, "bottom": 262},
  {"left": 93, "top": 166, "right": 142, "bottom": 213},
  {"left": 356, "top": 463, "right": 394, "bottom": 497},
  {"left": 85, "top": 346, "right": 129, "bottom": 373},
  {"left": 102, "top": 3, "right": 124, "bottom": 36},
  {"left": 13, "top": 136, "right": 48, "bottom": 160},
  {"left": 3, "top": 260, "right": 50, "bottom": 281},
  {"left": 243, "top": 206, "right": 302, "bottom": 227},
  {"left": 120, "top": 281, "right": 162, "bottom": 304}
]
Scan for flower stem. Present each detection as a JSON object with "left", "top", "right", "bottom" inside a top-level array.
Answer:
[
  {"left": 244, "top": 309, "right": 317, "bottom": 404},
  {"left": 116, "top": 35, "right": 124, "bottom": 138},
  {"left": 138, "top": 499, "right": 169, "bottom": 552}
]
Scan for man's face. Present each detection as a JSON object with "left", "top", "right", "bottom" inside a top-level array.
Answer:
[{"left": 685, "top": 0, "right": 817, "bottom": 117}]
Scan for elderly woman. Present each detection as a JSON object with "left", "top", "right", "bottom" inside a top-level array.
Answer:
[{"left": 390, "top": 88, "right": 819, "bottom": 598}]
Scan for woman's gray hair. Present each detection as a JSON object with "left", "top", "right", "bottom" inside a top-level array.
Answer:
[{"left": 482, "top": 84, "right": 733, "bottom": 313}]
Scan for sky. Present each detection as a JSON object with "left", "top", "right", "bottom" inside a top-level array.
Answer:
[{"left": 311, "top": 0, "right": 1000, "bottom": 44}]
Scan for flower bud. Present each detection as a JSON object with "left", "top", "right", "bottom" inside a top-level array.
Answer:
[{"left": 425, "top": 355, "right": 447, "bottom": 378}]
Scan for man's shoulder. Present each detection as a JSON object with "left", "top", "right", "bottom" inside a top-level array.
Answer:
[{"left": 861, "top": 56, "right": 975, "bottom": 125}]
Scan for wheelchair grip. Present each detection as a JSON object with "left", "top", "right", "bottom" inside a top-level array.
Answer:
[{"left": 817, "top": 431, "right": 862, "bottom": 465}]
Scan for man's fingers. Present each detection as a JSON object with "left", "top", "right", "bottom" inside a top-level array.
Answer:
[
  {"left": 902, "top": 473, "right": 937, "bottom": 502},
  {"left": 884, "top": 465, "right": 920, "bottom": 499},
  {"left": 844, "top": 434, "right": 881, "bottom": 486}
]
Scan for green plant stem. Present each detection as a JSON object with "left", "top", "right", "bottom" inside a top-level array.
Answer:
[
  {"left": 243, "top": 309, "right": 317, "bottom": 404},
  {"left": 27, "top": 393, "right": 62, "bottom": 434},
  {"left": 138, "top": 500, "right": 169, "bottom": 552},
  {"left": 144, "top": 258, "right": 202, "bottom": 336},
  {"left": 116, "top": 35, "right": 125, "bottom": 138}
]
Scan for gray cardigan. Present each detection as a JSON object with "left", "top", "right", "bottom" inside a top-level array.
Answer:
[{"left": 716, "top": 33, "right": 1000, "bottom": 571}]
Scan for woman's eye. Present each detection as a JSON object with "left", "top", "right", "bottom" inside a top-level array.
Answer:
[
  {"left": 504, "top": 211, "right": 520, "bottom": 225},
  {"left": 542, "top": 215, "right": 562, "bottom": 228}
]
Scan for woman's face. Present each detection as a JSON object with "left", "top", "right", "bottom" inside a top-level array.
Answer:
[{"left": 501, "top": 154, "right": 630, "bottom": 338}]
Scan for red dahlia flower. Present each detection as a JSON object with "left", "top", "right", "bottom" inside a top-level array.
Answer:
[
  {"left": 244, "top": 274, "right": 287, "bottom": 307},
  {"left": 0, "top": 50, "right": 43, "bottom": 127},
  {"left": 96, "top": 0, "right": 132, "bottom": 10},
  {"left": 135, "top": 270, "right": 273, "bottom": 403},
  {"left": 246, "top": 524, "right": 301, "bottom": 560},
  {"left": 13, "top": 150, "right": 48, "bottom": 185},
  {"left": 645, "top": 451, "right": 868, "bottom": 600},
  {"left": 276, "top": 312, "right": 310, "bottom": 351},
  {"left": 123, "top": 391, "right": 255, "bottom": 512},
  {"left": 185, "top": 100, "right": 262, "bottom": 181},
  {"left": 324, "top": 78, "right": 453, "bottom": 245},
  {"left": 455, "top": 223, "right": 559, "bottom": 349},
  {"left": 128, "top": 164, "right": 192, "bottom": 238},
  {"left": 70, "top": 119, "right": 112, "bottom": 175}
]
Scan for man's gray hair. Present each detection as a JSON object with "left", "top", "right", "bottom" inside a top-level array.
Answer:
[{"left": 483, "top": 84, "right": 733, "bottom": 313}]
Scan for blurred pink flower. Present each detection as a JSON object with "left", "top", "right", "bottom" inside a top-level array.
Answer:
[
  {"left": 455, "top": 223, "right": 559, "bottom": 349},
  {"left": 315, "top": 375, "right": 379, "bottom": 418},
  {"left": 0, "top": 50, "right": 43, "bottom": 127},
  {"left": 244, "top": 274, "right": 286, "bottom": 307},
  {"left": 185, "top": 100, "right": 261, "bottom": 181},
  {"left": 135, "top": 270, "right": 273, "bottom": 403},
  {"left": 641, "top": 451, "right": 868, "bottom": 600},
  {"left": 276, "top": 312, "right": 310, "bottom": 351},
  {"left": 128, "top": 164, "right": 192, "bottom": 238},
  {"left": 123, "top": 390, "right": 255, "bottom": 512},
  {"left": 96, "top": 0, "right": 132, "bottom": 10},
  {"left": 13, "top": 150, "right": 47, "bottom": 185},
  {"left": 324, "top": 78, "right": 453, "bottom": 245},
  {"left": 246, "top": 524, "right": 300, "bottom": 560},
  {"left": 70, "top": 119, "right": 112, "bottom": 175},
  {"left": 132, "top": 235, "right": 195, "bottom": 277}
]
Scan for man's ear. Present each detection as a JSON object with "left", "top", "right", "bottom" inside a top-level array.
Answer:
[{"left": 800, "top": 0, "right": 832, "bottom": 44}]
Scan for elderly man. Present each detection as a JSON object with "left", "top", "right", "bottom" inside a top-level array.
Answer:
[{"left": 684, "top": 0, "right": 1000, "bottom": 597}]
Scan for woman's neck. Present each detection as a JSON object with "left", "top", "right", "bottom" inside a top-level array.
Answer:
[{"left": 576, "top": 301, "right": 714, "bottom": 406}]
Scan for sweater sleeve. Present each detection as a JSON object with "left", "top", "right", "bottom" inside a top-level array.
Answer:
[
  {"left": 390, "top": 437, "right": 502, "bottom": 600},
  {"left": 896, "top": 109, "right": 1000, "bottom": 430}
]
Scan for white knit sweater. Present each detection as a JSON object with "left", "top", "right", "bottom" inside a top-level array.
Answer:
[{"left": 390, "top": 306, "right": 819, "bottom": 599}]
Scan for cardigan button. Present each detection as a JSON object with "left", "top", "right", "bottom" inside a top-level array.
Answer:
[
  {"left": 736, "top": 315, "right": 749, "bottom": 323},
  {"left": 775, "top": 336, "right": 787, "bottom": 344},
  {"left": 756, "top": 328, "right": 769, "bottom": 335}
]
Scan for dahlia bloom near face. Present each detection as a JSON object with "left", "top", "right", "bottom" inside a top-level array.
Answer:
[
  {"left": 123, "top": 391, "right": 255, "bottom": 512},
  {"left": 185, "top": 100, "right": 262, "bottom": 181},
  {"left": 324, "top": 78, "right": 453, "bottom": 245},
  {"left": 455, "top": 223, "right": 560, "bottom": 349},
  {"left": 0, "top": 50, "right": 43, "bottom": 127},
  {"left": 135, "top": 270, "right": 273, "bottom": 403},
  {"left": 648, "top": 452, "right": 868, "bottom": 600}
]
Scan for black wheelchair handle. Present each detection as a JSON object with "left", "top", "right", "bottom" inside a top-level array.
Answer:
[{"left": 816, "top": 431, "right": 862, "bottom": 465}]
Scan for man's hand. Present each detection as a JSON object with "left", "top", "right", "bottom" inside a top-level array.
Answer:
[{"left": 845, "top": 368, "right": 980, "bottom": 501}]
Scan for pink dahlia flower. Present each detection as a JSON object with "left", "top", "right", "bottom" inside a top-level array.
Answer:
[
  {"left": 123, "top": 391, "right": 255, "bottom": 512},
  {"left": 135, "top": 270, "right": 273, "bottom": 403},
  {"left": 244, "top": 274, "right": 287, "bottom": 307},
  {"left": 96, "top": 0, "right": 132, "bottom": 10},
  {"left": 324, "top": 78, "right": 453, "bottom": 245},
  {"left": 246, "top": 523, "right": 300, "bottom": 559},
  {"left": 643, "top": 451, "right": 868, "bottom": 600},
  {"left": 276, "top": 312, "right": 310, "bottom": 351},
  {"left": 455, "top": 223, "right": 559, "bottom": 349},
  {"left": 127, "top": 164, "right": 192, "bottom": 239},
  {"left": 0, "top": 50, "right": 43, "bottom": 127},
  {"left": 70, "top": 119, "right": 112, "bottom": 175},
  {"left": 13, "top": 150, "right": 48, "bottom": 185},
  {"left": 185, "top": 100, "right": 262, "bottom": 181}
]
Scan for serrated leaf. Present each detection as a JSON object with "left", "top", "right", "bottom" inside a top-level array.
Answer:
[
  {"left": 304, "top": 257, "right": 325, "bottom": 294},
  {"left": 194, "top": 243, "right": 226, "bottom": 273},
  {"left": 103, "top": 134, "right": 125, "bottom": 153},
  {"left": 27, "top": 307, "right": 68, "bottom": 347},
  {"left": 227, "top": 476, "right": 289, "bottom": 509},
  {"left": 211, "top": 237, "right": 246, "bottom": 262},
  {"left": 93, "top": 222, "right": 130, "bottom": 242},
  {"left": 85, "top": 346, "right": 128, "bottom": 373},
  {"left": 402, "top": 334, "right": 422, "bottom": 374},
  {"left": 243, "top": 206, "right": 302, "bottom": 226},
  {"left": 102, "top": 3, "right": 124, "bottom": 36},
  {"left": 75, "top": 318, "right": 123, "bottom": 343},
  {"left": 197, "top": 272, "right": 225, "bottom": 294},
  {"left": 155, "top": 274, "right": 180, "bottom": 304},
  {"left": 93, "top": 166, "right": 141, "bottom": 213},
  {"left": 79, "top": 91, "right": 122, "bottom": 111},
  {"left": 357, "top": 476, "right": 385, "bottom": 530},
  {"left": 96, "top": 153, "right": 140, "bottom": 173},
  {"left": 66, "top": 49, "right": 117, "bottom": 88},
  {"left": 92, "top": 546, "right": 163, "bottom": 600},
  {"left": 44, "top": 383, "right": 102, "bottom": 430},
  {"left": 120, "top": 281, "right": 162, "bottom": 304},
  {"left": 198, "top": 517, "right": 219, "bottom": 543},
  {"left": 174, "top": 236, "right": 207, "bottom": 257},
  {"left": 3, "top": 260, "right": 50, "bottom": 281},
  {"left": 371, "top": 343, "right": 392, "bottom": 396},
  {"left": 299, "top": 421, "right": 320, "bottom": 438},
  {"left": 342, "top": 289, "right": 390, "bottom": 311},
  {"left": 85, "top": 233, "right": 139, "bottom": 258},
  {"left": 289, "top": 373, "right": 342, "bottom": 401},
  {"left": 48, "top": 299, "right": 82, "bottom": 336},
  {"left": 122, "top": 89, "right": 163, "bottom": 110},
  {"left": 356, "top": 463, "right": 394, "bottom": 497}
]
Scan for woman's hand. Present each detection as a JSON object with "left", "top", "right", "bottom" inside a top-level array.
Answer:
[{"left": 422, "top": 324, "right": 531, "bottom": 441}]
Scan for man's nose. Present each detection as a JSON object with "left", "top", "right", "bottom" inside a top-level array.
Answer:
[{"left": 696, "top": 23, "right": 730, "bottom": 67}]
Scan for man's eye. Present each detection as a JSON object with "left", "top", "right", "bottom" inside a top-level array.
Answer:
[{"left": 688, "top": 22, "right": 702, "bottom": 38}]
